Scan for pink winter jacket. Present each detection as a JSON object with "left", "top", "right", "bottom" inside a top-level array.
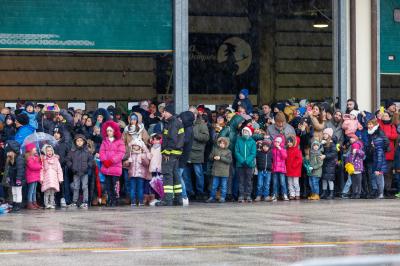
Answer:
[
  {"left": 26, "top": 155, "right": 43, "bottom": 184},
  {"left": 149, "top": 145, "right": 162, "bottom": 173},
  {"left": 272, "top": 136, "right": 287, "bottom": 174},
  {"left": 128, "top": 148, "right": 151, "bottom": 179},
  {"left": 40, "top": 155, "right": 63, "bottom": 192},
  {"left": 342, "top": 115, "right": 363, "bottom": 137},
  {"left": 99, "top": 138, "right": 126, "bottom": 177}
]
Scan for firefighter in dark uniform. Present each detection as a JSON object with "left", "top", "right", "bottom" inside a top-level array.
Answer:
[{"left": 156, "top": 104, "right": 185, "bottom": 206}]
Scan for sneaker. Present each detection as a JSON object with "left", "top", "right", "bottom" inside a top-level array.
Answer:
[
  {"left": 246, "top": 197, "right": 252, "bottom": 203},
  {"left": 60, "top": 198, "right": 67, "bottom": 208},
  {"left": 395, "top": 192, "right": 400, "bottom": 199},
  {"left": 206, "top": 197, "right": 216, "bottom": 203},
  {"left": 138, "top": 203, "right": 145, "bottom": 207},
  {"left": 68, "top": 203, "right": 77, "bottom": 208},
  {"left": 45, "top": 205, "right": 51, "bottom": 209},
  {"left": 271, "top": 195, "right": 277, "bottom": 202},
  {"left": 238, "top": 197, "right": 244, "bottom": 203},
  {"left": 289, "top": 196, "right": 295, "bottom": 200},
  {"left": 182, "top": 198, "right": 189, "bottom": 206},
  {"left": 265, "top": 196, "right": 273, "bottom": 202},
  {"left": 378, "top": 194, "right": 385, "bottom": 199},
  {"left": 218, "top": 198, "right": 226, "bottom": 203},
  {"left": 131, "top": 203, "right": 137, "bottom": 207},
  {"left": 80, "top": 203, "right": 88, "bottom": 209},
  {"left": 50, "top": 205, "right": 56, "bottom": 209},
  {"left": 254, "top": 196, "right": 262, "bottom": 202},
  {"left": 283, "top": 194, "right": 289, "bottom": 201},
  {"left": 149, "top": 199, "right": 160, "bottom": 206},
  {"left": 341, "top": 193, "right": 350, "bottom": 199}
]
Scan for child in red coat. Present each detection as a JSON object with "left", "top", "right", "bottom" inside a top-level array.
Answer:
[{"left": 286, "top": 135, "right": 303, "bottom": 200}]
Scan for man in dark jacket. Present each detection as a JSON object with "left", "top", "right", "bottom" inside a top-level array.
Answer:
[
  {"left": 53, "top": 128, "right": 70, "bottom": 207},
  {"left": 66, "top": 134, "right": 93, "bottom": 208},
  {"left": 177, "top": 111, "right": 195, "bottom": 204},
  {"left": 156, "top": 104, "right": 185, "bottom": 206}
]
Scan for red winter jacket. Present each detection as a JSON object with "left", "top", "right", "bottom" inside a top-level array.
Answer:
[
  {"left": 286, "top": 136, "right": 303, "bottom": 177},
  {"left": 378, "top": 119, "right": 398, "bottom": 161}
]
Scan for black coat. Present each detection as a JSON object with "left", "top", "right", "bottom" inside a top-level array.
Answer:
[
  {"left": 322, "top": 142, "right": 337, "bottom": 181},
  {"left": 66, "top": 142, "right": 93, "bottom": 177},
  {"left": 1, "top": 125, "right": 16, "bottom": 142},
  {"left": 178, "top": 111, "right": 195, "bottom": 168},
  {"left": 256, "top": 150, "right": 273, "bottom": 171},
  {"left": 54, "top": 137, "right": 69, "bottom": 167},
  {"left": 4, "top": 155, "right": 25, "bottom": 187}
]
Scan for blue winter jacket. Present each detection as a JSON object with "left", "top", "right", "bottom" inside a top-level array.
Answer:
[
  {"left": 370, "top": 130, "right": 388, "bottom": 173},
  {"left": 15, "top": 125, "right": 35, "bottom": 145},
  {"left": 394, "top": 145, "right": 400, "bottom": 171},
  {"left": 22, "top": 110, "right": 38, "bottom": 130}
]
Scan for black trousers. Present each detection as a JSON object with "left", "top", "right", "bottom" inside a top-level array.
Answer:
[{"left": 237, "top": 167, "right": 253, "bottom": 198}]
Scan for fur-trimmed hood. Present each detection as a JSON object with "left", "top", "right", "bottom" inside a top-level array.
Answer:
[{"left": 101, "top": 120, "right": 122, "bottom": 140}]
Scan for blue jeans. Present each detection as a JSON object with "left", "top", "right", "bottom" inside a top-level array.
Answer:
[
  {"left": 375, "top": 173, "right": 384, "bottom": 195},
  {"left": 210, "top": 176, "right": 228, "bottom": 200},
  {"left": 257, "top": 170, "right": 272, "bottom": 197},
  {"left": 130, "top": 177, "right": 144, "bottom": 204},
  {"left": 273, "top": 173, "right": 287, "bottom": 196},
  {"left": 309, "top": 176, "right": 320, "bottom": 195},
  {"left": 342, "top": 175, "right": 352, "bottom": 194},
  {"left": 182, "top": 166, "right": 194, "bottom": 196},
  {"left": 178, "top": 168, "right": 188, "bottom": 199},
  {"left": 27, "top": 182, "right": 38, "bottom": 203},
  {"left": 123, "top": 169, "right": 130, "bottom": 196},
  {"left": 193, "top": 163, "right": 205, "bottom": 194}
]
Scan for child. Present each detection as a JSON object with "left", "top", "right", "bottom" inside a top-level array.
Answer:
[
  {"left": 321, "top": 128, "right": 337, "bottom": 200},
  {"left": 394, "top": 140, "right": 400, "bottom": 198},
  {"left": 2, "top": 114, "right": 16, "bottom": 142},
  {"left": 66, "top": 135, "right": 93, "bottom": 209},
  {"left": 128, "top": 138, "right": 151, "bottom": 207},
  {"left": 40, "top": 144, "right": 63, "bottom": 209},
  {"left": 308, "top": 140, "right": 324, "bottom": 200},
  {"left": 347, "top": 136, "right": 365, "bottom": 199},
  {"left": 255, "top": 140, "right": 273, "bottom": 202},
  {"left": 342, "top": 110, "right": 363, "bottom": 140},
  {"left": 235, "top": 126, "right": 257, "bottom": 203},
  {"left": 22, "top": 102, "right": 38, "bottom": 130},
  {"left": 149, "top": 134, "right": 162, "bottom": 204},
  {"left": 272, "top": 135, "right": 288, "bottom": 201},
  {"left": 25, "top": 143, "right": 42, "bottom": 209},
  {"left": 207, "top": 137, "right": 232, "bottom": 203},
  {"left": 4, "top": 141, "right": 24, "bottom": 212},
  {"left": 286, "top": 135, "right": 303, "bottom": 200}
]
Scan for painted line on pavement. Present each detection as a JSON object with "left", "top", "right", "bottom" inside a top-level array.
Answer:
[
  {"left": 92, "top": 248, "right": 197, "bottom": 253},
  {"left": 0, "top": 252, "right": 19, "bottom": 255},
  {"left": 239, "top": 244, "right": 337, "bottom": 249},
  {"left": 0, "top": 239, "right": 399, "bottom": 255}
]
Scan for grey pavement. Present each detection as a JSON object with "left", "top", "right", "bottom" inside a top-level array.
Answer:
[{"left": 0, "top": 200, "right": 399, "bottom": 265}]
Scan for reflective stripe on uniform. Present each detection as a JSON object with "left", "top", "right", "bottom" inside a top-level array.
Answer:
[
  {"left": 161, "top": 150, "right": 182, "bottom": 155},
  {"left": 163, "top": 129, "right": 168, "bottom": 135},
  {"left": 173, "top": 184, "right": 182, "bottom": 193},
  {"left": 178, "top": 128, "right": 184, "bottom": 134},
  {"left": 163, "top": 185, "right": 174, "bottom": 193}
]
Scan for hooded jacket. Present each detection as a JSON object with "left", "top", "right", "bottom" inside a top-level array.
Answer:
[
  {"left": 322, "top": 139, "right": 338, "bottom": 180},
  {"left": 209, "top": 137, "right": 232, "bottom": 177},
  {"left": 15, "top": 124, "right": 35, "bottom": 145},
  {"left": 178, "top": 111, "right": 195, "bottom": 168},
  {"left": 272, "top": 135, "right": 287, "bottom": 173},
  {"left": 377, "top": 119, "right": 398, "bottom": 161},
  {"left": 235, "top": 134, "right": 257, "bottom": 168},
  {"left": 66, "top": 135, "right": 94, "bottom": 176},
  {"left": 93, "top": 108, "right": 111, "bottom": 126},
  {"left": 256, "top": 147, "right": 272, "bottom": 172},
  {"left": 128, "top": 138, "right": 151, "bottom": 179},
  {"left": 99, "top": 121, "right": 126, "bottom": 176},
  {"left": 219, "top": 114, "right": 245, "bottom": 153},
  {"left": 368, "top": 127, "right": 388, "bottom": 173},
  {"left": 346, "top": 140, "right": 365, "bottom": 173},
  {"left": 232, "top": 89, "right": 253, "bottom": 114},
  {"left": 26, "top": 153, "right": 42, "bottom": 184},
  {"left": 189, "top": 117, "right": 210, "bottom": 164},
  {"left": 309, "top": 142, "right": 324, "bottom": 178},
  {"left": 40, "top": 145, "right": 63, "bottom": 192},
  {"left": 286, "top": 136, "right": 303, "bottom": 177}
]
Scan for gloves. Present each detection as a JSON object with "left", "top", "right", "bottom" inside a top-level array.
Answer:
[{"left": 103, "top": 160, "right": 112, "bottom": 168}]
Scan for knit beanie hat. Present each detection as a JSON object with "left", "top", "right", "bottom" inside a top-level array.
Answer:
[
  {"left": 242, "top": 126, "right": 253, "bottom": 136},
  {"left": 25, "top": 143, "right": 36, "bottom": 152},
  {"left": 164, "top": 104, "right": 175, "bottom": 115},
  {"left": 323, "top": 128, "right": 334, "bottom": 138},
  {"left": 350, "top": 110, "right": 359, "bottom": 117}
]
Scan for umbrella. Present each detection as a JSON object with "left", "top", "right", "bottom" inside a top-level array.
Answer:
[
  {"left": 22, "top": 132, "right": 57, "bottom": 153},
  {"left": 150, "top": 174, "right": 164, "bottom": 198}
]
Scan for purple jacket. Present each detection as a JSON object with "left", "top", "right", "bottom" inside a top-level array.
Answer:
[{"left": 347, "top": 141, "right": 365, "bottom": 173}]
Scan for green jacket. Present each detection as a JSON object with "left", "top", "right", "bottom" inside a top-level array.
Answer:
[
  {"left": 235, "top": 136, "right": 257, "bottom": 168},
  {"left": 219, "top": 115, "right": 245, "bottom": 153},
  {"left": 310, "top": 150, "right": 324, "bottom": 178},
  {"left": 189, "top": 118, "right": 210, "bottom": 163},
  {"left": 209, "top": 144, "right": 232, "bottom": 177}
]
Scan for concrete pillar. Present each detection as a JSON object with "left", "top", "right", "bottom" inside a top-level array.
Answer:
[
  {"left": 355, "top": 0, "right": 372, "bottom": 111},
  {"left": 173, "top": 0, "right": 189, "bottom": 114}
]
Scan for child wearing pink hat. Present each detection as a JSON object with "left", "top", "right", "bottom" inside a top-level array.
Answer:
[{"left": 25, "top": 143, "right": 43, "bottom": 210}]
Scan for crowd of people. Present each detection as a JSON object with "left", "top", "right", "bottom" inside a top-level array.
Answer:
[{"left": 1, "top": 88, "right": 400, "bottom": 212}]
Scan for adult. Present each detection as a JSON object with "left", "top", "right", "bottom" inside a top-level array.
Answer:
[
  {"left": 259, "top": 104, "right": 274, "bottom": 130},
  {"left": 14, "top": 113, "right": 35, "bottom": 145},
  {"left": 188, "top": 114, "right": 210, "bottom": 199},
  {"left": 266, "top": 112, "right": 295, "bottom": 140},
  {"left": 325, "top": 110, "right": 344, "bottom": 145},
  {"left": 385, "top": 100, "right": 399, "bottom": 126},
  {"left": 99, "top": 120, "right": 126, "bottom": 207},
  {"left": 308, "top": 104, "right": 325, "bottom": 141},
  {"left": 377, "top": 111, "right": 398, "bottom": 195},
  {"left": 156, "top": 104, "right": 185, "bottom": 206},
  {"left": 232, "top": 88, "right": 253, "bottom": 114},
  {"left": 367, "top": 119, "right": 388, "bottom": 199}
]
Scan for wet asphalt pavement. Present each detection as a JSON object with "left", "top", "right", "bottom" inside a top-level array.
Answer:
[{"left": 0, "top": 200, "right": 400, "bottom": 265}]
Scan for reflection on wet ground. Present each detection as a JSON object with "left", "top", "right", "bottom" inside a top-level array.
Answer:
[{"left": 0, "top": 200, "right": 399, "bottom": 265}]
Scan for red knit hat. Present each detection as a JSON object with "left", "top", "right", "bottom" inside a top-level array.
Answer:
[{"left": 25, "top": 143, "right": 36, "bottom": 152}]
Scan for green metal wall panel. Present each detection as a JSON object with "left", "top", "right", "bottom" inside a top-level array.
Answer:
[{"left": 381, "top": 0, "right": 400, "bottom": 73}]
